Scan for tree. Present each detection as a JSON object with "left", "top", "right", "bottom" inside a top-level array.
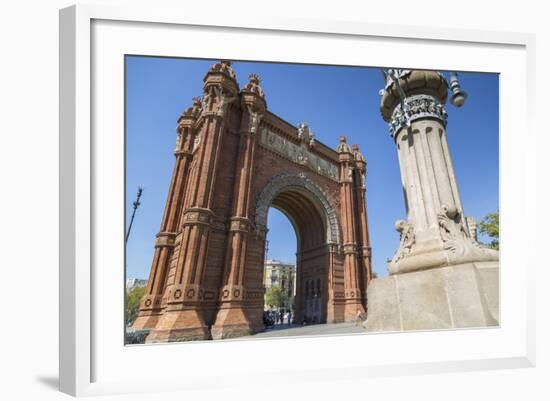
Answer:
[
  {"left": 125, "top": 286, "right": 146, "bottom": 326},
  {"left": 479, "top": 210, "right": 499, "bottom": 250},
  {"left": 265, "top": 285, "right": 289, "bottom": 310}
]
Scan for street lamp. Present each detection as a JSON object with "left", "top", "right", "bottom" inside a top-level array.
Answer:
[
  {"left": 382, "top": 69, "right": 468, "bottom": 135},
  {"left": 449, "top": 71, "right": 468, "bottom": 107},
  {"left": 377, "top": 67, "right": 498, "bottom": 276},
  {"left": 126, "top": 186, "right": 143, "bottom": 244}
]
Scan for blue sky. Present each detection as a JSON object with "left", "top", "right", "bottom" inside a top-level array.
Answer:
[{"left": 125, "top": 56, "right": 499, "bottom": 280}]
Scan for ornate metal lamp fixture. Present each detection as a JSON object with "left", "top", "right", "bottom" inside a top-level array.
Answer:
[
  {"left": 449, "top": 71, "right": 468, "bottom": 107},
  {"left": 381, "top": 69, "right": 467, "bottom": 138}
]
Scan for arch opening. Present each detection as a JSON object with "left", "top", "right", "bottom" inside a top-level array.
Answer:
[{"left": 256, "top": 174, "right": 338, "bottom": 326}]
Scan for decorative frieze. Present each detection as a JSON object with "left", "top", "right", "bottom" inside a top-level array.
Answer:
[
  {"left": 220, "top": 285, "right": 245, "bottom": 301},
  {"left": 254, "top": 173, "right": 340, "bottom": 245},
  {"left": 140, "top": 294, "right": 163, "bottom": 310},
  {"left": 389, "top": 94, "right": 448, "bottom": 139},
  {"left": 259, "top": 127, "right": 339, "bottom": 181}
]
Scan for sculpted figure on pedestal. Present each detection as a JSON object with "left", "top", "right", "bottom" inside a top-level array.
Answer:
[
  {"left": 438, "top": 204, "right": 498, "bottom": 263},
  {"left": 391, "top": 219, "right": 415, "bottom": 264}
]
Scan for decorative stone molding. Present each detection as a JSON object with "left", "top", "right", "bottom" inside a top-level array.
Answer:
[
  {"left": 259, "top": 127, "right": 339, "bottom": 181},
  {"left": 139, "top": 294, "right": 163, "bottom": 311},
  {"left": 342, "top": 243, "right": 357, "bottom": 254},
  {"left": 228, "top": 217, "right": 252, "bottom": 233},
  {"left": 154, "top": 232, "right": 176, "bottom": 248},
  {"left": 220, "top": 285, "right": 245, "bottom": 301},
  {"left": 389, "top": 94, "right": 448, "bottom": 139},
  {"left": 254, "top": 172, "right": 340, "bottom": 244},
  {"left": 164, "top": 284, "right": 204, "bottom": 307},
  {"left": 344, "top": 288, "right": 362, "bottom": 299},
  {"left": 327, "top": 243, "right": 340, "bottom": 253},
  {"left": 174, "top": 149, "right": 193, "bottom": 157},
  {"left": 182, "top": 208, "right": 213, "bottom": 226},
  {"left": 359, "top": 246, "right": 372, "bottom": 257}
]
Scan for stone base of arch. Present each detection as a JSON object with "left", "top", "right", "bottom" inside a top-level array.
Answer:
[
  {"left": 145, "top": 308, "right": 210, "bottom": 343},
  {"left": 344, "top": 301, "right": 366, "bottom": 322},
  {"left": 132, "top": 311, "right": 162, "bottom": 331},
  {"left": 211, "top": 304, "right": 262, "bottom": 340}
]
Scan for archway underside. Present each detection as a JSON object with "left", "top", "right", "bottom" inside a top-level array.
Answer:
[{"left": 269, "top": 188, "right": 329, "bottom": 324}]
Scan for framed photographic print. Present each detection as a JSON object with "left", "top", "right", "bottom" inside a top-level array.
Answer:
[{"left": 59, "top": 3, "right": 535, "bottom": 397}]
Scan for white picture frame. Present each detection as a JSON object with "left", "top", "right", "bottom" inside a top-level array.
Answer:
[{"left": 59, "top": 4, "right": 536, "bottom": 397}]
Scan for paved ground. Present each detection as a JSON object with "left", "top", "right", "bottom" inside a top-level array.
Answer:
[{"left": 251, "top": 322, "right": 366, "bottom": 338}]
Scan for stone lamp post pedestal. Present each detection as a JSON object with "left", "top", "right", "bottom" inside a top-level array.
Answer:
[{"left": 364, "top": 70, "right": 499, "bottom": 332}]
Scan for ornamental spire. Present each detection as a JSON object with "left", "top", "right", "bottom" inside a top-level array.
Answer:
[
  {"left": 241, "top": 72, "right": 267, "bottom": 113},
  {"left": 204, "top": 59, "right": 237, "bottom": 81},
  {"left": 352, "top": 144, "right": 365, "bottom": 162},
  {"left": 336, "top": 135, "right": 352, "bottom": 154}
]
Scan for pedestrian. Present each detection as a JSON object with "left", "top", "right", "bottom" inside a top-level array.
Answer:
[{"left": 355, "top": 309, "right": 363, "bottom": 326}]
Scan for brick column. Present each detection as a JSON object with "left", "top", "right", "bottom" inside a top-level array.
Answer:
[
  {"left": 146, "top": 61, "right": 239, "bottom": 342},
  {"left": 212, "top": 74, "right": 267, "bottom": 339},
  {"left": 325, "top": 242, "right": 340, "bottom": 323},
  {"left": 132, "top": 99, "right": 200, "bottom": 330},
  {"left": 336, "top": 136, "right": 364, "bottom": 321},
  {"left": 352, "top": 144, "right": 373, "bottom": 309}
]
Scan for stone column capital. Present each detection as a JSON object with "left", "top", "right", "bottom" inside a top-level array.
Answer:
[
  {"left": 228, "top": 217, "right": 252, "bottom": 233},
  {"left": 182, "top": 207, "right": 214, "bottom": 226},
  {"left": 154, "top": 231, "right": 177, "bottom": 248},
  {"left": 342, "top": 243, "right": 357, "bottom": 255},
  {"left": 388, "top": 94, "right": 448, "bottom": 140}
]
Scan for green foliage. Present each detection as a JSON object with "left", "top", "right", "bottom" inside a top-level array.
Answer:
[
  {"left": 479, "top": 210, "right": 499, "bottom": 250},
  {"left": 125, "top": 286, "right": 146, "bottom": 326},
  {"left": 265, "top": 285, "right": 290, "bottom": 309}
]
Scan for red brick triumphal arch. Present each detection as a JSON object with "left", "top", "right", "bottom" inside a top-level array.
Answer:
[{"left": 132, "top": 60, "right": 373, "bottom": 342}]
